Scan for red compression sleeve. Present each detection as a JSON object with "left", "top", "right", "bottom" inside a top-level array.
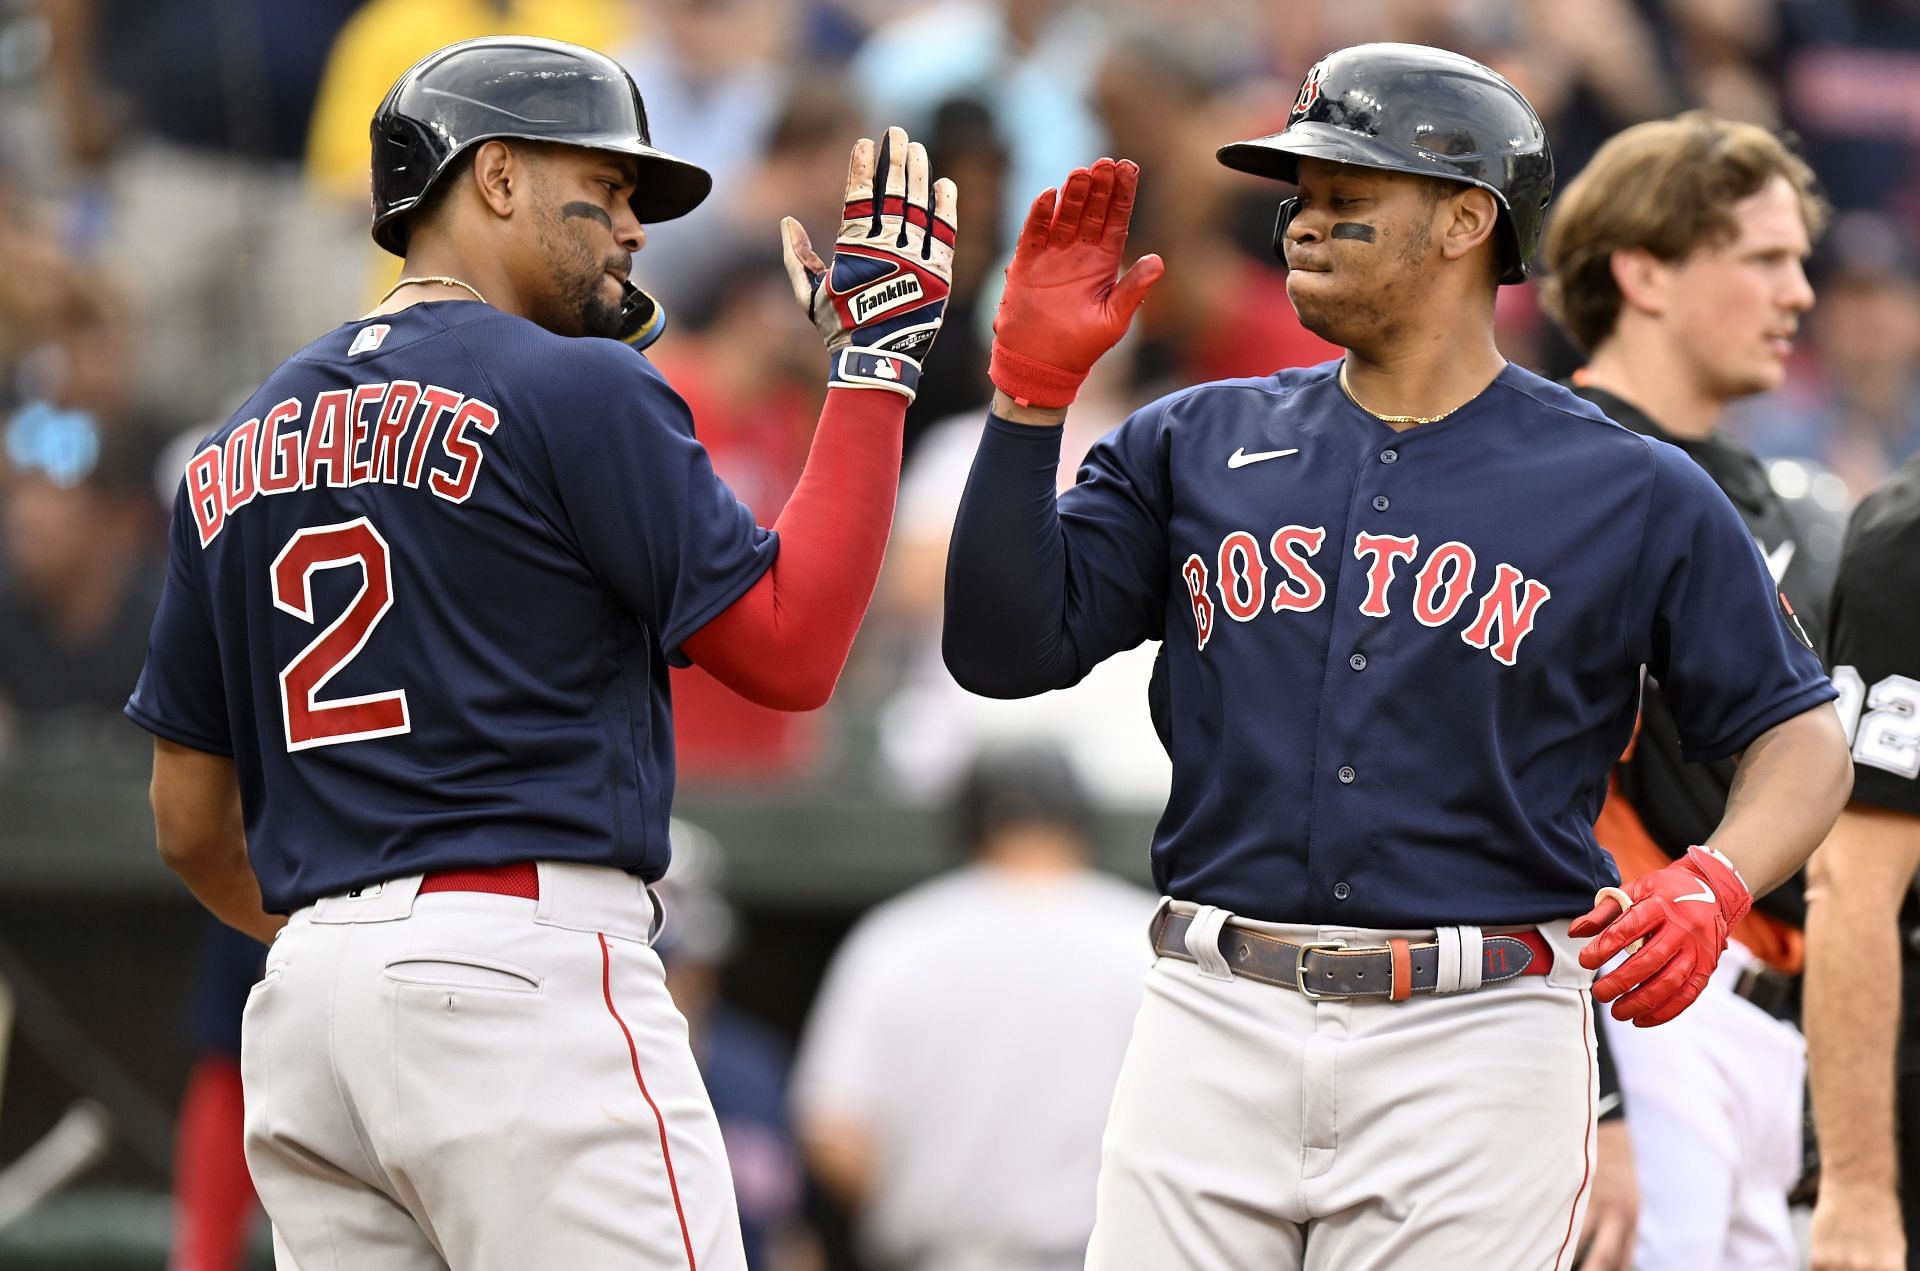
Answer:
[{"left": 681, "top": 388, "right": 904, "bottom": 711}]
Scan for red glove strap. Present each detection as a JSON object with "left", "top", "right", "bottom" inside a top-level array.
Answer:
[
  {"left": 1682, "top": 844, "right": 1753, "bottom": 930},
  {"left": 989, "top": 342, "right": 1088, "bottom": 410}
]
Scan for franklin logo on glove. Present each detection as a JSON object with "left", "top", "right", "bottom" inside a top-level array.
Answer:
[
  {"left": 853, "top": 276, "right": 924, "bottom": 324},
  {"left": 781, "top": 126, "right": 956, "bottom": 403}
]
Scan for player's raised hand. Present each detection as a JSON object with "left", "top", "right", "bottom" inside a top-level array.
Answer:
[
  {"left": 1571, "top": 845, "right": 1753, "bottom": 1027},
  {"left": 990, "top": 158, "right": 1165, "bottom": 412},
  {"left": 781, "top": 125, "right": 957, "bottom": 402}
]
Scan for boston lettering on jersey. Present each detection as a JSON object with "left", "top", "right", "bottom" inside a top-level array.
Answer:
[
  {"left": 944, "top": 360, "right": 1835, "bottom": 928},
  {"left": 1182, "top": 528, "right": 1551, "bottom": 665},
  {"left": 182, "top": 380, "right": 500, "bottom": 546}
]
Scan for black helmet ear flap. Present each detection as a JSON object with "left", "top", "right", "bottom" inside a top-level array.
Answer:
[{"left": 1271, "top": 198, "right": 1300, "bottom": 267}]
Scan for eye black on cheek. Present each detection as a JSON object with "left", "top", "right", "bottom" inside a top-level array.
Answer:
[{"left": 560, "top": 201, "right": 614, "bottom": 230}]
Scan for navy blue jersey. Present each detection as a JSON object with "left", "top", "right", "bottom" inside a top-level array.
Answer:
[
  {"left": 127, "top": 302, "right": 775, "bottom": 912},
  {"left": 945, "top": 360, "right": 1833, "bottom": 927}
]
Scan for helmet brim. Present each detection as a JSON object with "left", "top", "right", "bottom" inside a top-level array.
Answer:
[
  {"left": 1218, "top": 122, "right": 1465, "bottom": 189},
  {"left": 372, "top": 135, "right": 714, "bottom": 257}
]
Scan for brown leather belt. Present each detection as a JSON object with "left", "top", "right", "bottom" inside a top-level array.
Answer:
[{"left": 1151, "top": 908, "right": 1552, "bottom": 1001}]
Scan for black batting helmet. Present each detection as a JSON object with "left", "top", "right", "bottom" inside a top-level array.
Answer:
[
  {"left": 370, "top": 36, "right": 713, "bottom": 257},
  {"left": 1216, "top": 43, "right": 1553, "bottom": 284}
]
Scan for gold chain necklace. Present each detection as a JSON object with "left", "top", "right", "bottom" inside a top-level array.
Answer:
[
  {"left": 1338, "top": 361, "right": 1461, "bottom": 426},
  {"left": 369, "top": 274, "right": 489, "bottom": 311}
]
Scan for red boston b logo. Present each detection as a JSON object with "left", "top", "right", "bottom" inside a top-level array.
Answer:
[{"left": 1292, "top": 62, "right": 1328, "bottom": 118}]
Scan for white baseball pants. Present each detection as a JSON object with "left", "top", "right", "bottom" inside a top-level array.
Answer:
[
  {"left": 1085, "top": 902, "right": 1598, "bottom": 1271},
  {"left": 1599, "top": 940, "right": 1805, "bottom": 1270},
  {"left": 240, "top": 863, "right": 747, "bottom": 1271}
]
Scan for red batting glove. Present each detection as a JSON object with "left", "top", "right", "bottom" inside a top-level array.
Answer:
[
  {"left": 989, "top": 157, "right": 1165, "bottom": 409},
  {"left": 1572, "top": 845, "right": 1753, "bottom": 1027}
]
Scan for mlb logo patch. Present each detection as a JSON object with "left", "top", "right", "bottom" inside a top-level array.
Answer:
[{"left": 349, "top": 324, "right": 391, "bottom": 357}]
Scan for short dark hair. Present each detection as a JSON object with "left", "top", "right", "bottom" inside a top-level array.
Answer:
[
  {"left": 1542, "top": 112, "right": 1828, "bottom": 352},
  {"left": 952, "top": 740, "right": 1094, "bottom": 854},
  {"left": 393, "top": 149, "right": 475, "bottom": 249}
]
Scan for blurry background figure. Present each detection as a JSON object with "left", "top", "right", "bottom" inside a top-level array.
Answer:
[
  {"left": 871, "top": 339, "right": 1172, "bottom": 813},
  {"left": 629, "top": 77, "right": 863, "bottom": 315},
  {"left": 849, "top": 0, "right": 1106, "bottom": 243},
  {"left": 39, "top": 0, "right": 366, "bottom": 429},
  {"left": 614, "top": 0, "right": 798, "bottom": 307},
  {"left": 166, "top": 922, "right": 264, "bottom": 1271},
  {"left": 897, "top": 96, "right": 1008, "bottom": 446},
  {"left": 655, "top": 819, "right": 819, "bottom": 1271},
  {"left": 649, "top": 254, "right": 834, "bottom": 786},
  {"left": 791, "top": 741, "right": 1154, "bottom": 1271},
  {"left": 1765, "top": 454, "right": 1855, "bottom": 603},
  {"left": 1541, "top": 111, "right": 1829, "bottom": 1271},
  {"left": 1090, "top": 28, "right": 1338, "bottom": 394},
  {"left": 0, "top": 412, "right": 158, "bottom": 767},
  {"left": 1732, "top": 212, "right": 1920, "bottom": 498}
]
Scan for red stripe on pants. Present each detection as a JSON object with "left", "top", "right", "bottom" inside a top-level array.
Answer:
[
  {"left": 1552, "top": 989, "right": 1598, "bottom": 1269},
  {"left": 599, "top": 932, "right": 698, "bottom": 1270}
]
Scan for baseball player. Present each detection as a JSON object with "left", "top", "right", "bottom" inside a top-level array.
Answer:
[
  {"left": 124, "top": 36, "right": 957, "bottom": 1270},
  {"left": 943, "top": 43, "right": 1852, "bottom": 1267},
  {"left": 1804, "top": 458, "right": 1920, "bottom": 1271},
  {"left": 1540, "top": 112, "right": 1829, "bottom": 1271}
]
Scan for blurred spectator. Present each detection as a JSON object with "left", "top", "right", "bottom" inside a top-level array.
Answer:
[
  {"left": 615, "top": 0, "right": 798, "bottom": 305},
  {"left": 1777, "top": 0, "right": 1920, "bottom": 220},
  {"left": 633, "top": 79, "right": 863, "bottom": 314},
  {"left": 656, "top": 819, "right": 817, "bottom": 1271},
  {"left": 871, "top": 339, "right": 1172, "bottom": 811},
  {"left": 902, "top": 96, "right": 1010, "bottom": 446},
  {"left": 1091, "top": 30, "right": 1338, "bottom": 390},
  {"left": 850, "top": 0, "right": 1107, "bottom": 243},
  {"left": 650, "top": 254, "right": 833, "bottom": 785},
  {"left": 1732, "top": 212, "right": 1920, "bottom": 497},
  {"left": 791, "top": 741, "right": 1154, "bottom": 1271},
  {"left": 0, "top": 426, "right": 159, "bottom": 764},
  {"left": 40, "top": 0, "right": 367, "bottom": 428},
  {"left": 0, "top": 175, "right": 95, "bottom": 371}
]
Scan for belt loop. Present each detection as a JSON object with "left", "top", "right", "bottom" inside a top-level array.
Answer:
[
  {"left": 1435, "top": 925, "right": 1484, "bottom": 994},
  {"left": 1388, "top": 937, "right": 1412, "bottom": 1002},
  {"left": 1146, "top": 895, "right": 1174, "bottom": 951},
  {"left": 1183, "top": 906, "right": 1235, "bottom": 981}
]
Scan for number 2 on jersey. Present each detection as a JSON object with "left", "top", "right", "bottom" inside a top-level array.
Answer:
[
  {"left": 271, "top": 517, "right": 411, "bottom": 752},
  {"left": 1832, "top": 664, "right": 1920, "bottom": 779}
]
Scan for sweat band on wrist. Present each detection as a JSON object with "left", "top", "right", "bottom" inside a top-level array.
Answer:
[
  {"left": 830, "top": 347, "right": 922, "bottom": 401},
  {"left": 988, "top": 343, "right": 1086, "bottom": 410}
]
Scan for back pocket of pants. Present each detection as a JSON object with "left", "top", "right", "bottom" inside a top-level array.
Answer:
[{"left": 383, "top": 952, "right": 542, "bottom": 993}]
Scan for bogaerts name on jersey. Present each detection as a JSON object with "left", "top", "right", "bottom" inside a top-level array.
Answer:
[
  {"left": 1181, "top": 527, "right": 1552, "bottom": 666},
  {"left": 183, "top": 381, "right": 501, "bottom": 546}
]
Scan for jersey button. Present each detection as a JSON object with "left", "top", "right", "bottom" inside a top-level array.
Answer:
[
  {"left": 1349, "top": 653, "right": 1367, "bottom": 671},
  {"left": 1380, "top": 449, "right": 1399, "bottom": 464},
  {"left": 1333, "top": 882, "right": 1352, "bottom": 901},
  {"left": 1337, "top": 765, "right": 1356, "bottom": 784},
  {"left": 1372, "top": 495, "right": 1390, "bottom": 512}
]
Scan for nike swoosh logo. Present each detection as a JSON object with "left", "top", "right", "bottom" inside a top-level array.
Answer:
[
  {"left": 1227, "top": 446, "right": 1300, "bottom": 469},
  {"left": 1675, "top": 887, "right": 1716, "bottom": 905},
  {"left": 1763, "top": 539, "right": 1796, "bottom": 583}
]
